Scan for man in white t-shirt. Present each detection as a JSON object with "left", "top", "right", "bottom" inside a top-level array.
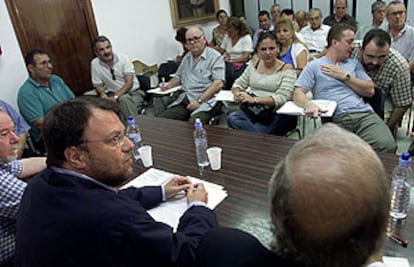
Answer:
[
  {"left": 298, "top": 8, "right": 330, "bottom": 59},
  {"left": 91, "top": 35, "right": 144, "bottom": 120}
]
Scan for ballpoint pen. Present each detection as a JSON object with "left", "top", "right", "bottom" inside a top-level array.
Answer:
[{"left": 388, "top": 233, "right": 409, "bottom": 248}]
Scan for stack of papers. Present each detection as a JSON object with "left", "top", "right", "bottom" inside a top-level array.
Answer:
[
  {"left": 122, "top": 168, "right": 227, "bottom": 230},
  {"left": 277, "top": 100, "right": 337, "bottom": 117},
  {"left": 382, "top": 256, "right": 409, "bottom": 267},
  {"left": 147, "top": 85, "right": 182, "bottom": 95},
  {"left": 215, "top": 90, "right": 234, "bottom": 102}
]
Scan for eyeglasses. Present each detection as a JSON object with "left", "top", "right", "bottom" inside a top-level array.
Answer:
[
  {"left": 185, "top": 35, "right": 203, "bottom": 43},
  {"left": 35, "top": 60, "right": 52, "bottom": 66},
  {"left": 81, "top": 132, "right": 126, "bottom": 147},
  {"left": 389, "top": 10, "right": 406, "bottom": 16},
  {"left": 110, "top": 68, "right": 116, "bottom": 80}
]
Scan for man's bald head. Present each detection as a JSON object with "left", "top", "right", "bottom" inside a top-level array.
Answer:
[{"left": 269, "top": 123, "right": 389, "bottom": 267}]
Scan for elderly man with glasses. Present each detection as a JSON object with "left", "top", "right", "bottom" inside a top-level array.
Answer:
[
  {"left": 159, "top": 26, "right": 225, "bottom": 124},
  {"left": 91, "top": 35, "right": 145, "bottom": 120}
]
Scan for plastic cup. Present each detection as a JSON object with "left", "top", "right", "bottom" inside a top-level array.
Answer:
[
  {"left": 138, "top": 145, "right": 153, "bottom": 167},
  {"left": 206, "top": 147, "right": 222, "bottom": 171}
]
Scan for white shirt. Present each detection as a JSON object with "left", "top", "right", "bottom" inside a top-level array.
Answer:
[{"left": 298, "top": 24, "right": 330, "bottom": 53}]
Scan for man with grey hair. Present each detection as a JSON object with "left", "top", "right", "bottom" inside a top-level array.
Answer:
[
  {"left": 298, "top": 8, "right": 330, "bottom": 58},
  {"left": 270, "top": 3, "right": 281, "bottom": 26},
  {"left": 196, "top": 123, "right": 390, "bottom": 267},
  {"left": 159, "top": 26, "right": 225, "bottom": 124},
  {"left": 355, "top": 1, "right": 387, "bottom": 40},
  {"left": 0, "top": 109, "right": 46, "bottom": 266},
  {"left": 385, "top": 1, "right": 414, "bottom": 71}
]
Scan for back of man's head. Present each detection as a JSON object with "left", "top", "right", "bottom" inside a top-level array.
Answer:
[
  {"left": 43, "top": 97, "right": 120, "bottom": 167},
  {"left": 269, "top": 123, "right": 390, "bottom": 267}
]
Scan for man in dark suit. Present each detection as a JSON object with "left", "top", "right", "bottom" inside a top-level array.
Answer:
[
  {"left": 196, "top": 123, "right": 390, "bottom": 267},
  {"left": 15, "top": 97, "right": 217, "bottom": 267}
]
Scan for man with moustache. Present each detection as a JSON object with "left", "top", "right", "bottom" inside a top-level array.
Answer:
[
  {"left": 91, "top": 36, "right": 144, "bottom": 120},
  {"left": 18, "top": 49, "right": 75, "bottom": 154},
  {"left": 0, "top": 109, "right": 46, "bottom": 266},
  {"left": 15, "top": 97, "right": 217, "bottom": 267},
  {"left": 293, "top": 24, "right": 396, "bottom": 153},
  {"left": 353, "top": 29, "right": 412, "bottom": 130}
]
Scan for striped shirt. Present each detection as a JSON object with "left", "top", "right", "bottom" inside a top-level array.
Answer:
[{"left": 0, "top": 160, "right": 24, "bottom": 264}]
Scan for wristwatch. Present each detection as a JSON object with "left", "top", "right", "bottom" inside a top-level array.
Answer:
[
  {"left": 254, "top": 97, "right": 259, "bottom": 104},
  {"left": 197, "top": 98, "right": 203, "bottom": 104},
  {"left": 114, "top": 95, "right": 119, "bottom": 101},
  {"left": 343, "top": 73, "right": 351, "bottom": 83}
]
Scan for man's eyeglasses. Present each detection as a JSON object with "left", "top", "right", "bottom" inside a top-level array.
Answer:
[
  {"left": 185, "top": 35, "right": 203, "bottom": 43},
  {"left": 110, "top": 68, "right": 116, "bottom": 80},
  {"left": 81, "top": 132, "right": 127, "bottom": 147},
  {"left": 389, "top": 10, "right": 406, "bottom": 16}
]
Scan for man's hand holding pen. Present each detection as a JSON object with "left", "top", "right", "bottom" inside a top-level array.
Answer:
[{"left": 304, "top": 101, "right": 327, "bottom": 118}]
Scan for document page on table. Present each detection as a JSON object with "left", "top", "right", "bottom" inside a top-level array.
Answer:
[
  {"left": 121, "top": 168, "right": 227, "bottom": 230},
  {"left": 382, "top": 256, "right": 409, "bottom": 267}
]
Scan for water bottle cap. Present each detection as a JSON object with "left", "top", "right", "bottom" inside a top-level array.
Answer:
[
  {"left": 399, "top": 152, "right": 411, "bottom": 166},
  {"left": 194, "top": 118, "right": 202, "bottom": 129},
  {"left": 127, "top": 115, "right": 135, "bottom": 125}
]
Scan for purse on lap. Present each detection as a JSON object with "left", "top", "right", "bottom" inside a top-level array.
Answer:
[{"left": 240, "top": 95, "right": 274, "bottom": 124}]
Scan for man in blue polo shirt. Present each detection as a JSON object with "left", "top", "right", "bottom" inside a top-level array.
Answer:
[{"left": 17, "top": 49, "right": 75, "bottom": 153}]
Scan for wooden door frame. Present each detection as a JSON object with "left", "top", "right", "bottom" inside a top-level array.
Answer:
[{"left": 5, "top": 0, "right": 98, "bottom": 63}]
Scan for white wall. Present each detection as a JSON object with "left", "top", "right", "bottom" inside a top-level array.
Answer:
[
  {"left": 0, "top": 0, "right": 29, "bottom": 109},
  {"left": 0, "top": 0, "right": 230, "bottom": 110}
]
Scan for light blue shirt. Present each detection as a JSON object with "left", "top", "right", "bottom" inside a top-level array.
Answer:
[
  {"left": 169, "top": 46, "right": 225, "bottom": 114},
  {"left": 295, "top": 57, "right": 373, "bottom": 115}
]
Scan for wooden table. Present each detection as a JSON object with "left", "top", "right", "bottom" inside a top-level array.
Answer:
[{"left": 135, "top": 116, "right": 413, "bottom": 265}]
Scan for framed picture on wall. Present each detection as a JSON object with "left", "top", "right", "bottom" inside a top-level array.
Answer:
[{"left": 170, "top": 0, "right": 220, "bottom": 28}]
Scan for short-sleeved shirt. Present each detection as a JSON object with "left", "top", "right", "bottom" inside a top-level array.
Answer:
[
  {"left": 355, "top": 21, "right": 386, "bottom": 41},
  {"left": 295, "top": 57, "right": 373, "bottom": 115},
  {"left": 298, "top": 24, "right": 330, "bottom": 53},
  {"left": 17, "top": 75, "right": 75, "bottom": 142},
  {"left": 169, "top": 46, "right": 225, "bottom": 113},
  {"left": 0, "top": 160, "right": 24, "bottom": 264},
  {"left": 323, "top": 13, "right": 357, "bottom": 29},
  {"left": 0, "top": 100, "right": 30, "bottom": 135},
  {"left": 91, "top": 53, "right": 140, "bottom": 93},
  {"left": 220, "top": 34, "right": 253, "bottom": 60},
  {"left": 384, "top": 24, "right": 414, "bottom": 63},
  {"left": 353, "top": 47, "right": 412, "bottom": 108}
]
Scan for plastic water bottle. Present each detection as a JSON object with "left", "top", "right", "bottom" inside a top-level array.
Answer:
[
  {"left": 126, "top": 115, "right": 142, "bottom": 160},
  {"left": 193, "top": 118, "right": 209, "bottom": 168},
  {"left": 390, "top": 152, "right": 412, "bottom": 220}
]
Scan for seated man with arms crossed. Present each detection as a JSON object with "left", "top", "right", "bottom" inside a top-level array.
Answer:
[
  {"left": 0, "top": 109, "right": 46, "bottom": 266},
  {"left": 159, "top": 26, "right": 225, "bottom": 124},
  {"left": 293, "top": 23, "right": 396, "bottom": 152},
  {"left": 15, "top": 97, "right": 217, "bottom": 267},
  {"left": 196, "top": 123, "right": 390, "bottom": 267}
]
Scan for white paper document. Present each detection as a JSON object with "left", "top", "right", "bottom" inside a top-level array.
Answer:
[
  {"left": 276, "top": 100, "right": 337, "bottom": 117},
  {"left": 215, "top": 90, "right": 235, "bottom": 102},
  {"left": 383, "top": 256, "right": 410, "bottom": 267},
  {"left": 122, "top": 168, "right": 227, "bottom": 230},
  {"left": 147, "top": 85, "right": 182, "bottom": 95}
]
